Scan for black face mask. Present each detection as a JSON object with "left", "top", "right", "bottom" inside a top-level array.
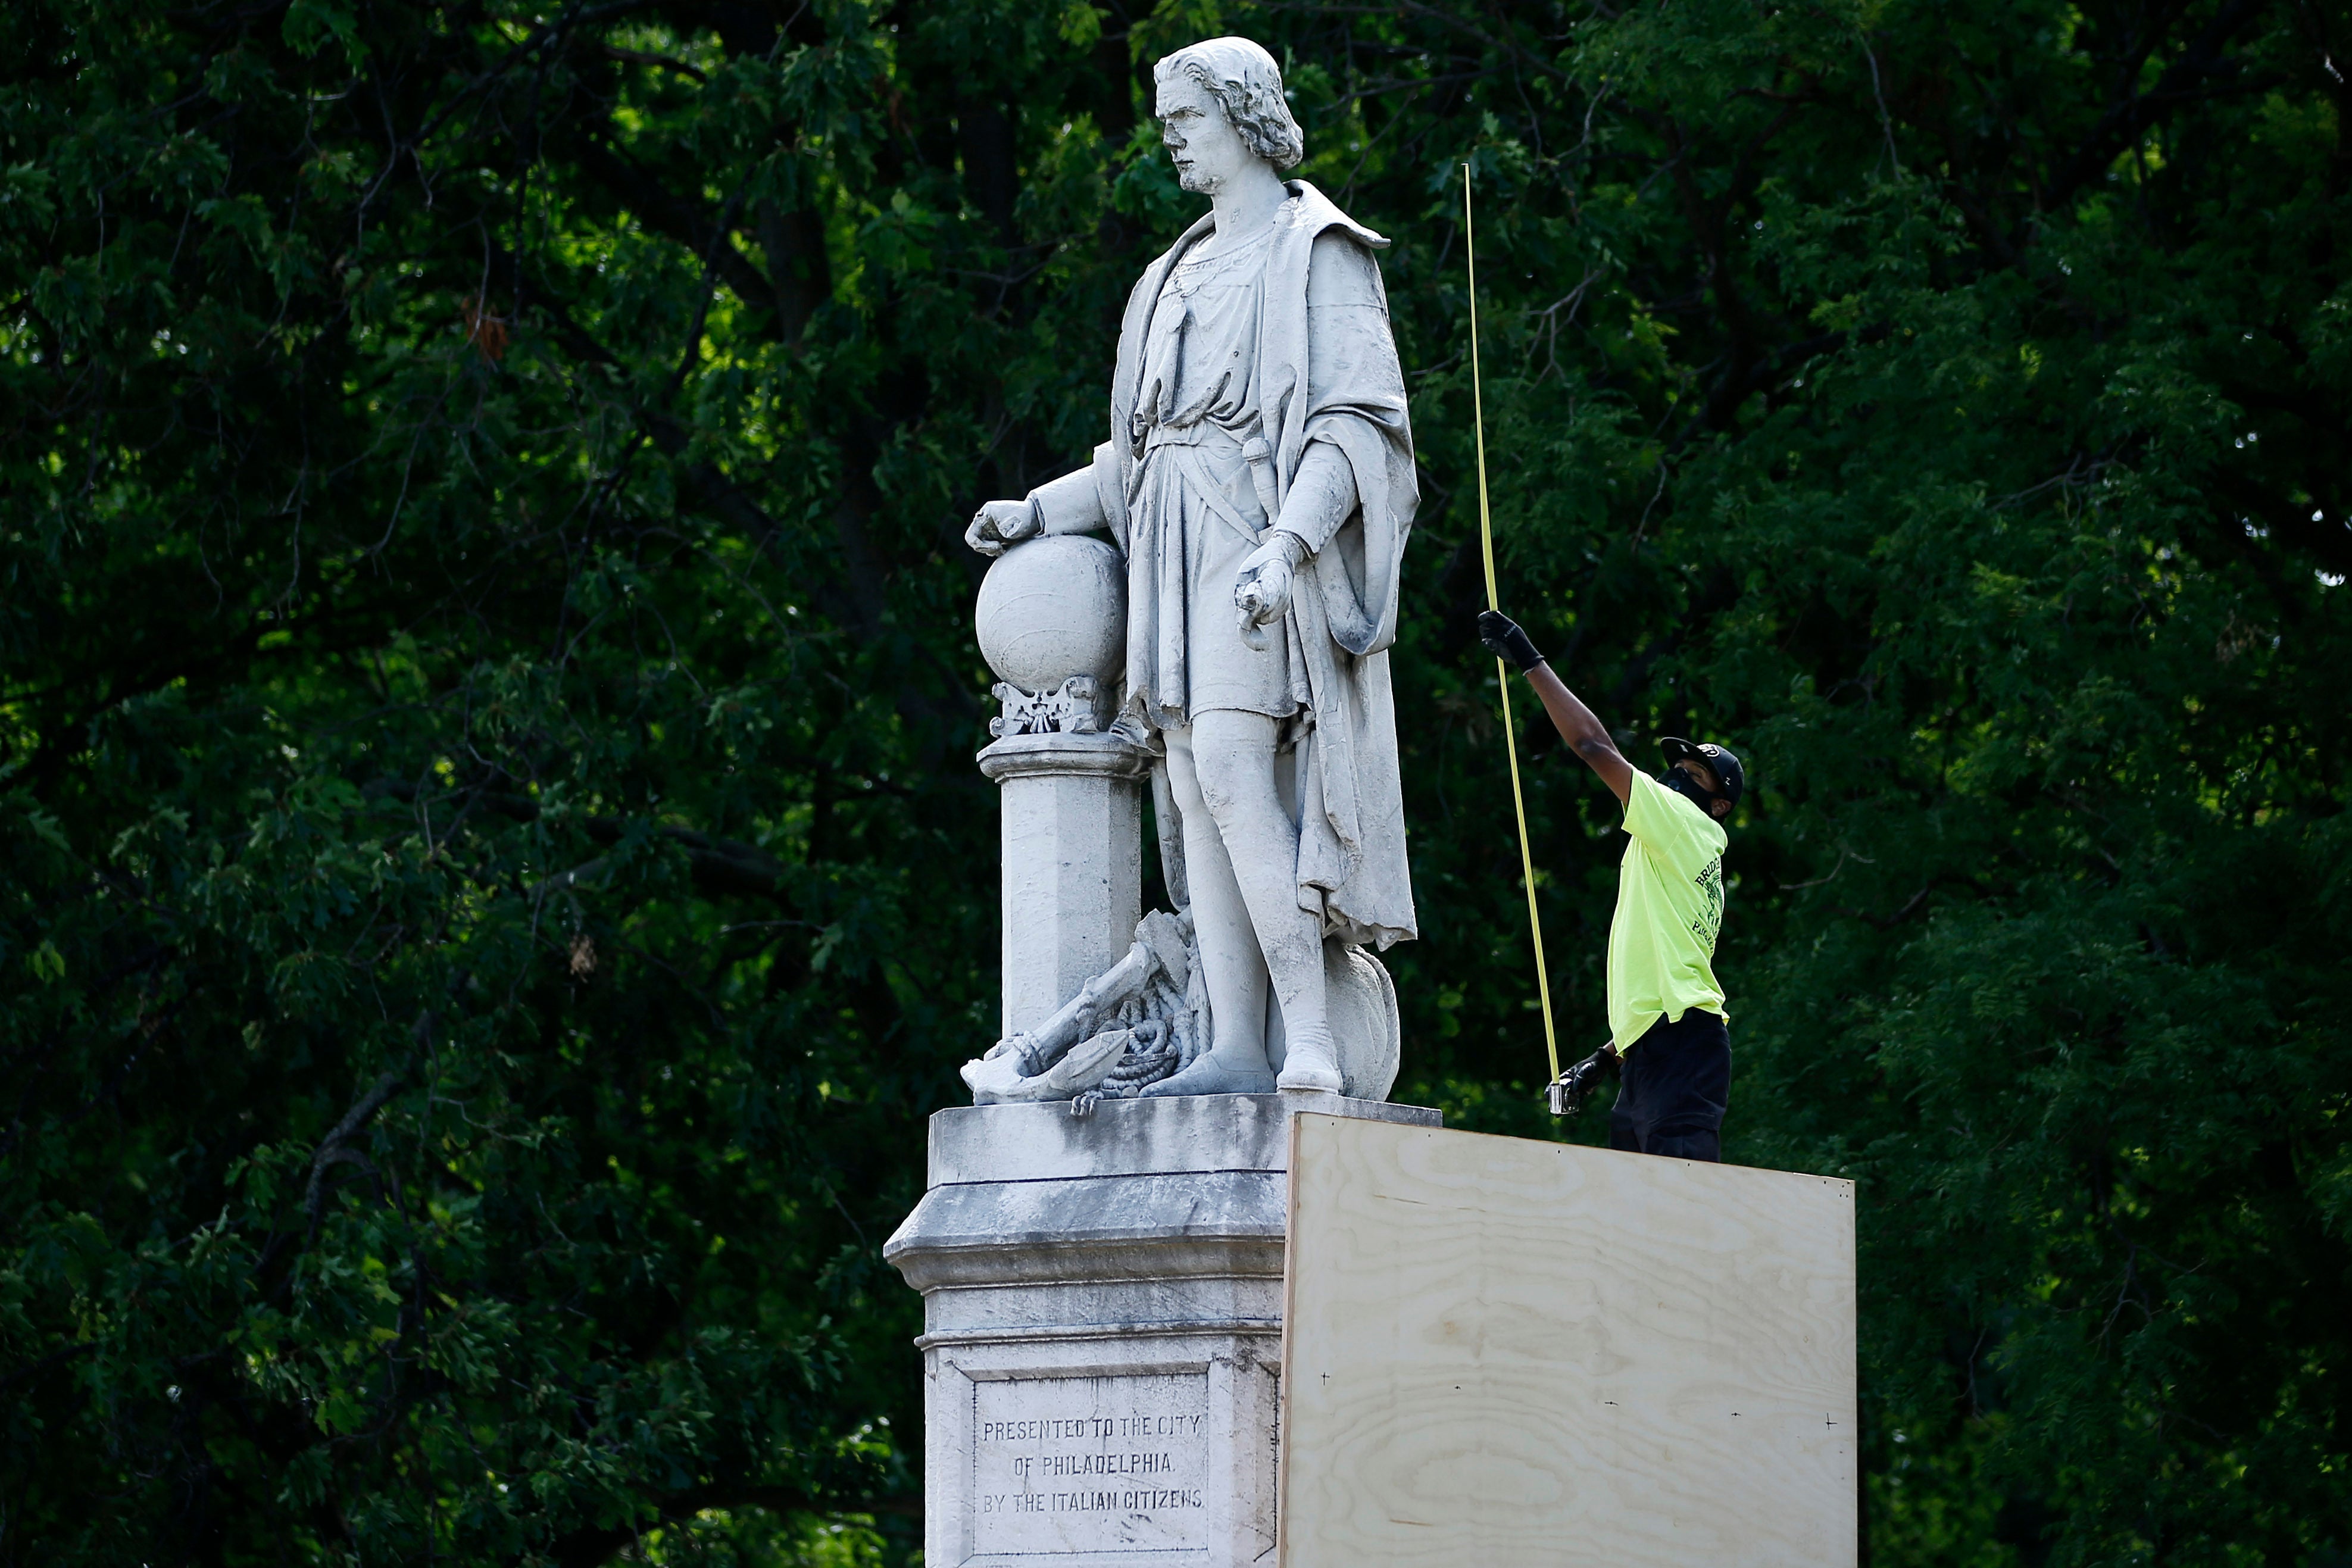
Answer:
[{"left": 1660, "top": 767, "right": 1726, "bottom": 813}]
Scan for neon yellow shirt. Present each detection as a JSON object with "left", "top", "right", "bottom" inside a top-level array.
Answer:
[{"left": 1606, "top": 770, "right": 1729, "bottom": 1052}]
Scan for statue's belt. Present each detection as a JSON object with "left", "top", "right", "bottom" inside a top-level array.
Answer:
[{"left": 1137, "top": 418, "right": 1281, "bottom": 542}]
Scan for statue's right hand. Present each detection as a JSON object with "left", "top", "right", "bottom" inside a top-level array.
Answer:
[{"left": 966, "top": 498, "right": 1042, "bottom": 557}]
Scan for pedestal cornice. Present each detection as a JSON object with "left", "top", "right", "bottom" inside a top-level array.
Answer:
[{"left": 977, "top": 730, "right": 1154, "bottom": 783}]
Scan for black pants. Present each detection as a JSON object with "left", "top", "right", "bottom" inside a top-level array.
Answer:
[{"left": 1609, "top": 1009, "right": 1730, "bottom": 1162}]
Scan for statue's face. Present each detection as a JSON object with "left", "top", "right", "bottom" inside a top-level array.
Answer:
[{"left": 1156, "top": 71, "right": 1255, "bottom": 196}]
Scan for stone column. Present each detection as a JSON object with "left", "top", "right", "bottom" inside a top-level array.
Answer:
[
  {"left": 979, "top": 732, "right": 1151, "bottom": 1039},
  {"left": 884, "top": 1093, "right": 1440, "bottom": 1568}
]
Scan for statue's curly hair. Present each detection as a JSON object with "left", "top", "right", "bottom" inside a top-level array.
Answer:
[{"left": 1154, "top": 38, "right": 1305, "bottom": 170}]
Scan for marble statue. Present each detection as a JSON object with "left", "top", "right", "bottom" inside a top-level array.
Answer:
[{"left": 965, "top": 36, "right": 1417, "bottom": 1101}]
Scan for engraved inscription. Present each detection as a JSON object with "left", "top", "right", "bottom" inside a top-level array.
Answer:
[{"left": 972, "top": 1373, "right": 1210, "bottom": 1557}]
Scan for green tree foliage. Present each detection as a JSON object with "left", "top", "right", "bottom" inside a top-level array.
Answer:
[{"left": 2, "top": 0, "right": 2345, "bottom": 1561}]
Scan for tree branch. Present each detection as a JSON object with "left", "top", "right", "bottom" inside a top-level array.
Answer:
[{"left": 304, "top": 1067, "right": 405, "bottom": 1240}]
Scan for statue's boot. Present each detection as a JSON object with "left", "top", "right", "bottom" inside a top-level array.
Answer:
[
  {"left": 1275, "top": 1026, "right": 1345, "bottom": 1095},
  {"left": 1139, "top": 1054, "right": 1276, "bottom": 1097}
]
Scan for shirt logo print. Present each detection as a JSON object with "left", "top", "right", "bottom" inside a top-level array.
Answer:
[{"left": 1691, "top": 857, "right": 1724, "bottom": 953}]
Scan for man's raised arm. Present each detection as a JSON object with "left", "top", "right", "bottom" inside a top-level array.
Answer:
[{"left": 1477, "top": 610, "right": 1633, "bottom": 805}]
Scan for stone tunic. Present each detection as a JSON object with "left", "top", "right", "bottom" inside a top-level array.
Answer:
[{"left": 1127, "top": 221, "right": 1307, "bottom": 726}]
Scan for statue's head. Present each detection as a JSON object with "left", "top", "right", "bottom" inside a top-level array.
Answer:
[{"left": 1152, "top": 38, "right": 1304, "bottom": 195}]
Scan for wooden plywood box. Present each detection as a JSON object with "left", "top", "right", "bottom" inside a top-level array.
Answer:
[{"left": 1279, "top": 1115, "right": 1856, "bottom": 1567}]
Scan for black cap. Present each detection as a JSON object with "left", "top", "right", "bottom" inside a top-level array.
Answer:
[{"left": 1660, "top": 737, "right": 1745, "bottom": 808}]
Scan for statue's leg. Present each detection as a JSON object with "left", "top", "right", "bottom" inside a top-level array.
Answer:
[
  {"left": 1188, "top": 709, "right": 1342, "bottom": 1094},
  {"left": 1139, "top": 724, "right": 1278, "bottom": 1095}
]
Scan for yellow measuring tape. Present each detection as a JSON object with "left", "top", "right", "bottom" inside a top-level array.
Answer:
[{"left": 1463, "top": 164, "right": 1561, "bottom": 1087}]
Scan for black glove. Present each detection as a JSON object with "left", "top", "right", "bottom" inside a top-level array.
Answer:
[
  {"left": 1477, "top": 609, "right": 1546, "bottom": 673},
  {"left": 1545, "top": 1047, "right": 1619, "bottom": 1117}
]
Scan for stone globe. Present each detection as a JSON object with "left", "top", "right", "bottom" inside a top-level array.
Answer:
[{"left": 974, "top": 534, "right": 1126, "bottom": 694}]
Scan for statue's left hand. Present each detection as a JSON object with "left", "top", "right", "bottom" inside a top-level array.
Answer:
[{"left": 1234, "top": 530, "right": 1307, "bottom": 649}]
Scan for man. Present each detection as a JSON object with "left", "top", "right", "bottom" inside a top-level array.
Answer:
[
  {"left": 1478, "top": 608, "right": 1744, "bottom": 1161},
  {"left": 966, "top": 38, "right": 1417, "bottom": 1097}
]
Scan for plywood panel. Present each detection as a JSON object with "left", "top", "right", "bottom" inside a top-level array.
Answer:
[{"left": 1279, "top": 1116, "right": 1856, "bottom": 1567}]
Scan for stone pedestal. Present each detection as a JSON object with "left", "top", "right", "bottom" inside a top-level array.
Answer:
[
  {"left": 884, "top": 1093, "right": 1440, "bottom": 1568},
  {"left": 979, "top": 733, "right": 1152, "bottom": 1038}
]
